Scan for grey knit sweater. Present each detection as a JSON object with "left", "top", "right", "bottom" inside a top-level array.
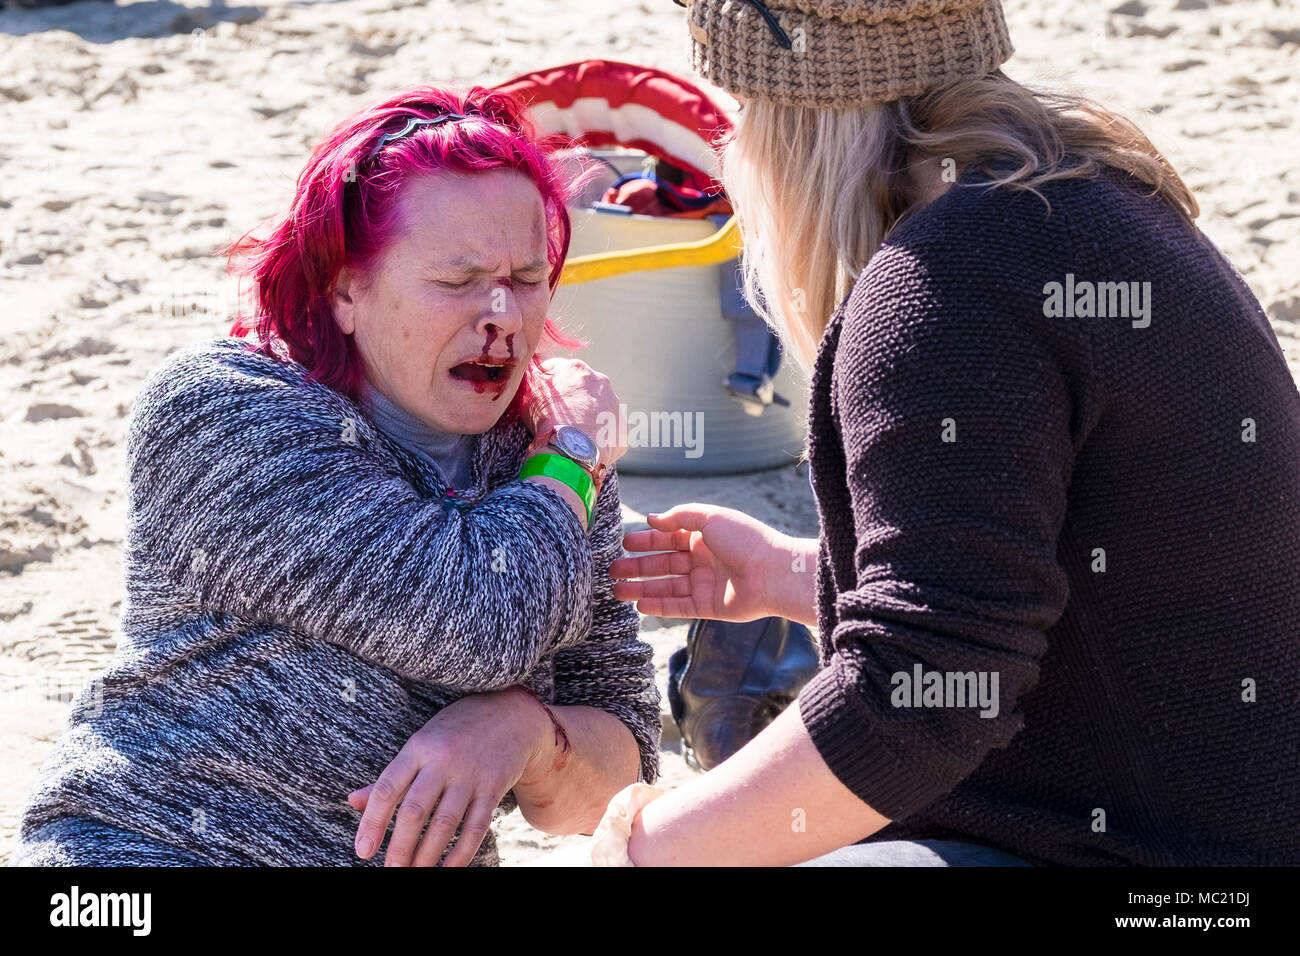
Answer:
[
  {"left": 359, "top": 380, "right": 475, "bottom": 490},
  {"left": 16, "top": 337, "right": 660, "bottom": 866}
]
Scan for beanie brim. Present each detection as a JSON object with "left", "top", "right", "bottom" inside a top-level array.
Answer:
[{"left": 687, "top": 0, "right": 1015, "bottom": 108}]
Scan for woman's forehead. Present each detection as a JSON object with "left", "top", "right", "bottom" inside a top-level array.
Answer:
[
  {"left": 397, "top": 170, "right": 545, "bottom": 224},
  {"left": 394, "top": 170, "right": 547, "bottom": 257},
  {"left": 440, "top": 251, "right": 548, "bottom": 273}
]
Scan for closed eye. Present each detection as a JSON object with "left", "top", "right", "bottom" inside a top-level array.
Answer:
[{"left": 434, "top": 273, "right": 546, "bottom": 289}]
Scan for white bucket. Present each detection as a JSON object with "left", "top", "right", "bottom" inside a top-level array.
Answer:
[{"left": 550, "top": 206, "right": 809, "bottom": 475}]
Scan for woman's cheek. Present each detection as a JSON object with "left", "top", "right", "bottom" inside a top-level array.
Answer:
[{"left": 528, "top": 291, "right": 552, "bottom": 337}]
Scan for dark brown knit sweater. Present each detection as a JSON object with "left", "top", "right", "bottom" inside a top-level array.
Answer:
[{"left": 796, "top": 163, "right": 1300, "bottom": 866}]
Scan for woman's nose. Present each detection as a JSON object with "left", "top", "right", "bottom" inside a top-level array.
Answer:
[{"left": 476, "top": 280, "right": 525, "bottom": 337}]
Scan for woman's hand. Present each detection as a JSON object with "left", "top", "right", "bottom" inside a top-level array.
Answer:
[
  {"left": 522, "top": 357, "right": 627, "bottom": 468},
  {"left": 610, "top": 504, "right": 810, "bottom": 623},
  {"left": 348, "top": 687, "right": 549, "bottom": 867}
]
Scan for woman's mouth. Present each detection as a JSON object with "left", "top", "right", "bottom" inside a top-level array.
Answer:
[
  {"left": 449, "top": 358, "right": 516, "bottom": 399},
  {"left": 450, "top": 361, "right": 510, "bottom": 383}
]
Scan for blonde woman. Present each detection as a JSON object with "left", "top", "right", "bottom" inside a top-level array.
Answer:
[{"left": 559, "top": 0, "right": 1300, "bottom": 866}]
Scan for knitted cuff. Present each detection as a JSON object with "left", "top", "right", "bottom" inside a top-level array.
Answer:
[
  {"left": 687, "top": 0, "right": 1015, "bottom": 107},
  {"left": 796, "top": 651, "right": 951, "bottom": 821}
]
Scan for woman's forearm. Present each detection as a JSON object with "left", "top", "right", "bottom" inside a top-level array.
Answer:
[
  {"left": 764, "top": 534, "right": 821, "bottom": 627},
  {"left": 524, "top": 471, "right": 588, "bottom": 531},
  {"left": 626, "top": 699, "right": 891, "bottom": 865},
  {"left": 513, "top": 703, "right": 642, "bottom": 835}
]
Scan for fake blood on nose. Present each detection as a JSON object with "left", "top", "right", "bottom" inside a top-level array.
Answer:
[{"left": 481, "top": 329, "right": 515, "bottom": 357}]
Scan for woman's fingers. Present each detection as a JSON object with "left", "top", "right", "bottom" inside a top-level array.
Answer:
[
  {"left": 619, "top": 506, "right": 713, "bottom": 554},
  {"left": 437, "top": 794, "right": 499, "bottom": 868},
  {"left": 646, "top": 506, "right": 712, "bottom": 532},
  {"left": 354, "top": 763, "right": 417, "bottom": 860},
  {"left": 618, "top": 506, "right": 714, "bottom": 555},
  {"left": 383, "top": 770, "right": 446, "bottom": 867},
  {"left": 613, "top": 573, "right": 694, "bottom": 604},
  {"left": 621, "top": 527, "right": 695, "bottom": 554},
  {"left": 615, "top": 574, "right": 699, "bottom": 618},
  {"left": 616, "top": 574, "right": 696, "bottom": 606},
  {"left": 410, "top": 786, "right": 472, "bottom": 868},
  {"left": 609, "top": 548, "right": 693, "bottom": 581},
  {"left": 347, "top": 785, "right": 373, "bottom": 811},
  {"left": 632, "top": 576, "right": 695, "bottom": 599},
  {"left": 611, "top": 579, "right": 644, "bottom": 603},
  {"left": 631, "top": 593, "right": 698, "bottom": 619}
]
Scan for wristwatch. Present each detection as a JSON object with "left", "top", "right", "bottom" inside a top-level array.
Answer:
[{"left": 546, "top": 425, "right": 607, "bottom": 490}]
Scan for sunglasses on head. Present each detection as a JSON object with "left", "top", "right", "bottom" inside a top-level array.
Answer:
[
  {"left": 673, "top": 0, "right": 793, "bottom": 50},
  {"left": 364, "top": 113, "right": 474, "bottom": 162}
]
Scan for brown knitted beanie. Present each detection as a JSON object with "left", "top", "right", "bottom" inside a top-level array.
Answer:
[{"left": 684, "top": 0, "right": 1015, "bottom": 107}]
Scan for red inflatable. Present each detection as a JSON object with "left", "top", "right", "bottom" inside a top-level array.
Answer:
[{"left": 494, "top": 59, "right": 734, "bottom": 200}]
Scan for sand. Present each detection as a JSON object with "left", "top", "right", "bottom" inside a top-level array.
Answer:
[{"left": 1, "top": 0, "right": 1297, "bottom": 865}]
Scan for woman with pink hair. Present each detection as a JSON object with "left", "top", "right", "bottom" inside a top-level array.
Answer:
[{"left": 15, "top": 86, "right": 660, "bottom": 867}]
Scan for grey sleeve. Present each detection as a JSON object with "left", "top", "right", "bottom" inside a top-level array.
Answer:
[
  {"left": 125, "top": 341, "right": 595, "bottom": 690},
  {"left": 548, "top": 467, "right": 662, "bottom": 785}
]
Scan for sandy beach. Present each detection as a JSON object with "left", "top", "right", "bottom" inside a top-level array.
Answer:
[{"left": 1, "top": 0, "right": 1297, "bottom": 865}]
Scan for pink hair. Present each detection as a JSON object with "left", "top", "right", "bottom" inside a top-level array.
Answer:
[{"left": 224, "top": 84, "right": 584, "bottom": 424}]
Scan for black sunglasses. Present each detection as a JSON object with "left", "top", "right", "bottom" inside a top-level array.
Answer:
[
  {"left": 364, "top": 113, "right": 474, "bottom": 162},
  {"left": 673, "top": 0, "right": 793, "bottom": 50}
]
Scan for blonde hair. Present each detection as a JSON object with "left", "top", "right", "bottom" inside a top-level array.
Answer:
[{"left": 719, "top": 70, "right": 1199, "bottom": 374}]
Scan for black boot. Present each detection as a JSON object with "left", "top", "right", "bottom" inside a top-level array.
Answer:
[{"left": 667, "top": 616, "right": 820, "bottom": 771}]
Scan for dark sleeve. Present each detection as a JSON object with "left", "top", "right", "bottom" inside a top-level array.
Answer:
[
  {"left": 125, "top": 340, "right": 595, "bottom": 690},
  {"left": 548, "top": 467, "right": 661, "bottom": 784},
  {"left": 796, "top": 247, "right": 1077, "bottom": 821}
]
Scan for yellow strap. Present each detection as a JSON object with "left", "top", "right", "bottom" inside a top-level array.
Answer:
[{"left": 559, "top": 215, "right": 741, "bottom": 286}]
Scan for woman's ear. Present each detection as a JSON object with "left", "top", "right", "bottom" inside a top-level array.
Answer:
[{"left": 332, "top": 267, "right": 359, "bottom": 335}]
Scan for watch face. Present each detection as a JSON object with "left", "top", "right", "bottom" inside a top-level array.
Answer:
[{"left": 554, "top": 426, "right": 598, "bottom": 467}]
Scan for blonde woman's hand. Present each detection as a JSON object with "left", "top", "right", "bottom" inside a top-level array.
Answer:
[{"left": 610, "top": 503, "right": 799, "bottom": 622}]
